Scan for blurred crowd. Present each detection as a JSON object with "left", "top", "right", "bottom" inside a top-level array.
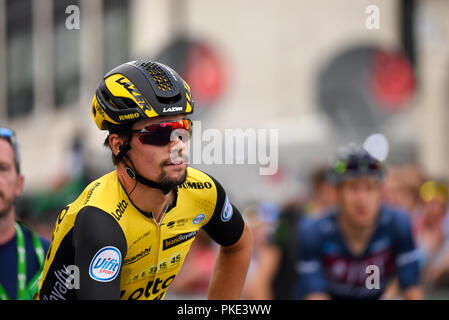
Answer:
[
  {"left": 13, "top": 135, "right": 449, "bottom": 300},
  {"left": 166, "top": 163, "right": 449, "bottom": 300}
]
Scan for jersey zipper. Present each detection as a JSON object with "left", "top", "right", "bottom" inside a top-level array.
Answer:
[
  {"left": 151, "top": 203, "right": 170, "bottom": 281},
  {"left": 155, "top": 203, "right": 170, "bottom": 227}
]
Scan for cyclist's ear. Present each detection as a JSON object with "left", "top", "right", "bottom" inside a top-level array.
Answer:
[
  {"left": 117, "top": 144, "right": 131, "bottom": 160},
  {"left": 109, "top": 133, "right": 125, "bottom": 158}
]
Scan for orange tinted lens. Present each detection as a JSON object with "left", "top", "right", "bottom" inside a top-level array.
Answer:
[{"left": 180, "top": 119, "right": 192, "bottom": 132}]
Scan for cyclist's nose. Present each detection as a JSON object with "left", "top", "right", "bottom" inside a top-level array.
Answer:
[
  {"left": 168, "top": 133, "right": 190, "bottom": 163},
  {"left": 169, "top": 134, "right": 186, "bottom": 149},
  {"left": 169, "top": 130, "right": 189, "bottom": 148}
]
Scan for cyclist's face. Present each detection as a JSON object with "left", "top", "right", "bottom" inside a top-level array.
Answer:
[
  {"left": 423, "top": 195, "right": 447, "bottom": 224},
  {"left": 0, "top": 139, "right": 23, "bottom": 218},
  {"left": 338, "top": 177, "right": 381, "bottom": 228},
  {"left": 128, "top": 115, "right": 189, "bottom": 186}
]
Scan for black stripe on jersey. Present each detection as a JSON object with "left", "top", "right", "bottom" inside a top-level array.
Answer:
[
  {"left": 202, "top": 174, "right": 245, "bottom": 247},
  {"left": 73, "top": 206, "right": 128, "bottom": 300},
  {"left": 39, "top": 229, "right": 76, "bottom": 300}
]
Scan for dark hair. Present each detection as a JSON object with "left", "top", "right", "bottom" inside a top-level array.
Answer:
[{"left": 310, "top": 166, "right": 330, "bottom": 188}]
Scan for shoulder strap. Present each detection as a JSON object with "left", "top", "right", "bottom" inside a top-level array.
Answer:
[{"left": 17, "top": 222, "right": 46, "bottom": 300}]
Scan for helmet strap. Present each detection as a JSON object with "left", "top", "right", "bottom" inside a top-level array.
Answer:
[{"left": 116, "top": 135, "right": 172, "bottom": 195}]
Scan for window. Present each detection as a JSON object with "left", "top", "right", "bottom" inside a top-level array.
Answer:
[
  {"left": 103, "top": 0, "right": 130, "bottom": 73},
  {"left": 6, "top": 0, "right": 33, "bottom": 118},
  {"left": 4, "top": 0, "right": 130, "bottom": 118},
  {"left": 53, "top": 0, "right": 80, "bottom": 108}
]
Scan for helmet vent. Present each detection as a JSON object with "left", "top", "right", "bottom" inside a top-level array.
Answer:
[{"left": 138, "top": 61, "right": 174, "bottom": 93}]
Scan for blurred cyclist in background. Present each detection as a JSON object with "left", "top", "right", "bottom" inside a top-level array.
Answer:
[
  {"left": 295, "top": 144, "right": 422, "bottom": 300},
  {"left": 0, "top": 127, "right": 50, "bottom": 300}
]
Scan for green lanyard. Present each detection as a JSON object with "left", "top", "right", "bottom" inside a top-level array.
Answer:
[{"left": 0, "top": 222, "right": 45, "bottom": 300}]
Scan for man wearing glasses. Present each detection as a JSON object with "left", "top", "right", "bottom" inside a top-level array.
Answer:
[
  {"left": 36, "top": 60, "right": 252, "bottom": 300},
  {"left": 295, "top": 145, "right": 423, "bottom": 300},
  {"left": 0, "top": 128, "right": 50, "bottom": 300}
]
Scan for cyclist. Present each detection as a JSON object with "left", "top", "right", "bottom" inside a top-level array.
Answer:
[
  {"left": 295, "top": 145, "right": 422, "bottom": 299},
  {"left": 36, "top": 60, "right": 252, "bottom": 300},
  {"left": 0, "top": 127, "right": 50, "bottom": 300}
]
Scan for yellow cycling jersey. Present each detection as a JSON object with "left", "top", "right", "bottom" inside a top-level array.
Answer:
[{"left": 36, "top": 167, "right": 243, "bottom": 300}]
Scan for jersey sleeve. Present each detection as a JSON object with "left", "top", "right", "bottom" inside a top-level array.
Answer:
[
  {"left": 72, "top": 206, "right": 127, "bottom": 299},
  {"left": 202, "top": 174, "right": 245, "bottom": 247},
  {"left": 393, "top": 211, "right": 420, "bottom": 289},
  {"left": 294, "top": 218, "right": 327, "bottom": 298}
]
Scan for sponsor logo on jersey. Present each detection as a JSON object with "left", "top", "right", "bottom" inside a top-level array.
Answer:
[
  {"left": 192, "top": 214, "right": 206, "bottom": 225},
  {"left": 221, "top": 195, "right": 233, "bottom": 222},
  {"left": 129, "top": 231, "right": 151, "bottom": 249},
  {"left": 89, "top": 246, "right": 122, "bottom": 282},
  {"left": 111, "top": 200, "right": 128, "bottom": 221},
  {"left": 124, "top": 246, "right": 152, "bottom": 265},
  {"left": 83, "top": 182, "right": 101, "bottom": 205},
  {"left": 163, "top": 231, "right": 197, "bottom": 250},
  {"left": 121, "top": 274, "right": 176, "bottom": 300},
  {"left": 40, "top": 265, "right": 74, "bottom": 300},
  {"left": 178, "top": 181, "right": 213, "bottom": 190},
  {"left": 166, "top": 221, "right": 176, "bottom": 228},
  {"left": 165, "top": 219, "right": 187, "bottom": 229}
]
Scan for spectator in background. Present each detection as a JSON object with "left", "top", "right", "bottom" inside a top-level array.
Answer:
[
  {"left": 0, "top": 127, "right": 50, "bottom": 300},
  {"left": 19, "top": 134, "right": 91, "bottom": 241},
  {"left": 245, "top": 166, "right": 336, "bottom": 300},
  {"left": 303, "top": 166, "right": 337, "bottom": 217},
  {"left": 379, "top": 164, "right": 427, "bottom": 298},
  {"left": 241, "top": 202, "right": 279, "bottom": 299},
  {"left": 382, "top": 164, "right": 426, "bottom": 233},
  {"left": 259, "top": 166, "right": 336, "bottom": 300},
  {"left": 264, "top": 200, "right": 304, "bottom": 300},
  {"left": 295, "top": 145, "right": 422, "bottom": 300},
  {"left": 31, "top": 133, "right": 89, "bottom": 216},
  {"left": 416, "top": 180, "right": 449, "bottom": 293}
]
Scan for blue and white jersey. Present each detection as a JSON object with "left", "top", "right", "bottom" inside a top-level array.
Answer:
[{"left": 295, "top": 205, "right": 420, "bottom": 300}]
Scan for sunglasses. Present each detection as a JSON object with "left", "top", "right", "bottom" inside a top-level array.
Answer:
[
  {"left": 132, "top": 119, "right": 192, "bottom": 146},
  {"left": 0, "top": 127, "right": 18, "bottom": 149},
  {"left": 0, "top": 127, "right": 14, "bottom": 138}
]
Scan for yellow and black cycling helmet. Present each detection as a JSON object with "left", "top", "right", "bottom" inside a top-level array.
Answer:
[{"left": 92, "top": 60, "right": 194, "bottom": 131}]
